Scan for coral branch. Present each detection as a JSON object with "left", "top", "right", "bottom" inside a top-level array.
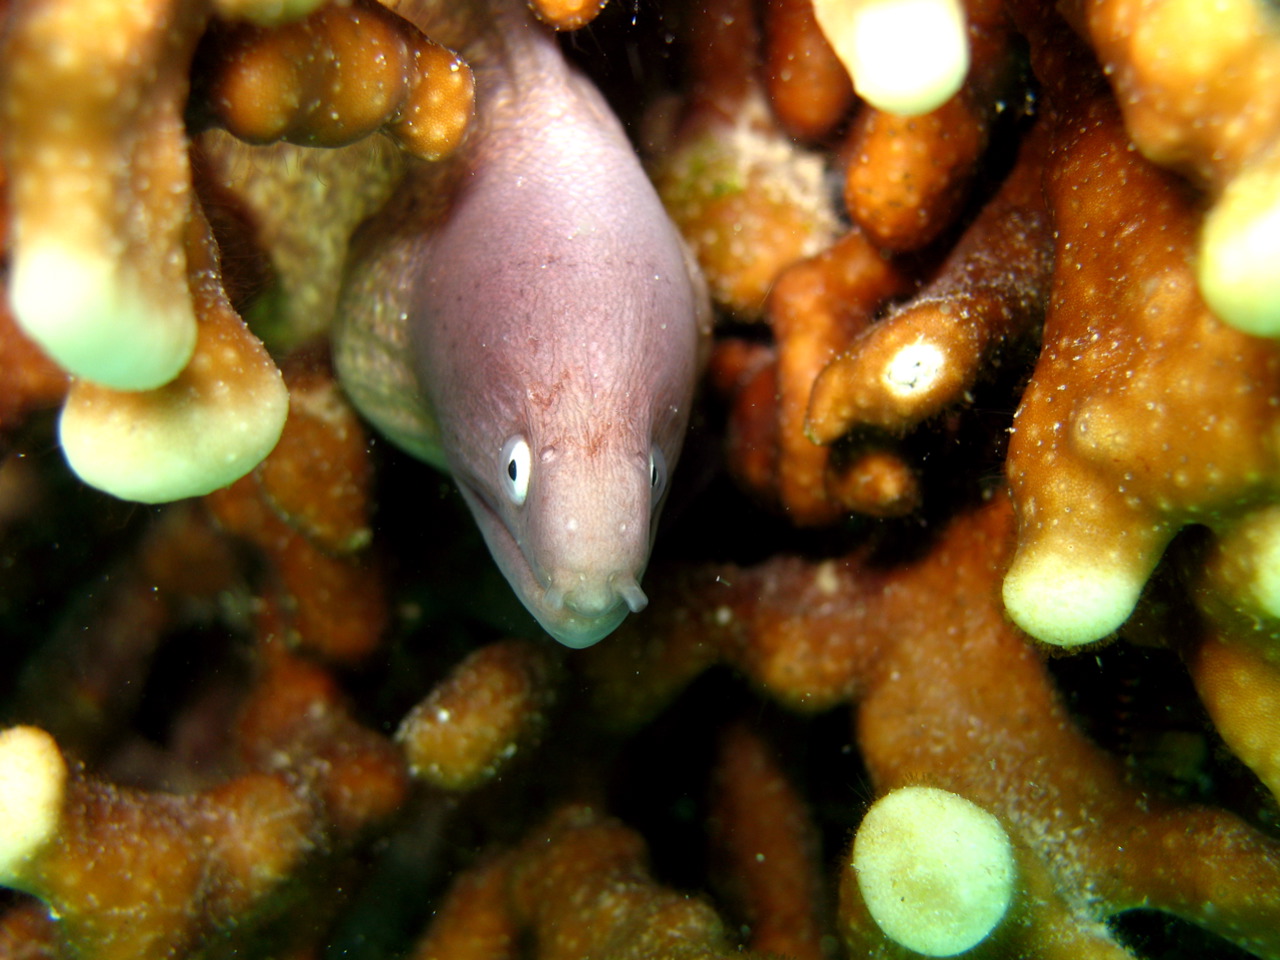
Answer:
[
  {"left": 839, "top": 0, "right": 1021, "bottom": 252},
  {"left": 0, "top": 726, "right": 320, "bottom": 959},
  {"left": 762, "top": 0, "right": 854, "bottom": 140},
  {"left": 412, "top": 808, "right": 749, "bottom": 960},
  {"left": 528, "top": 0, "right": 607, "bottom": 30},
  {"left": 768, "top": 230, "right": 911, "bottom": 522},
  {"left": 406, "top": 852, "right": 520, "bottom": 960},
  {"left": 652, "top": 0, "right": 840, "bottom": 319},
  {"left": 1002, "top": 0, "right": 1280, "bottom": 646},
  {"left": 809, "top": 116, "right": 1051, "bottom": 441},
  {"left": 58, "top": 208, "right": 289, "bottom": 503},
  {"left": 397, "top": 640, "right": 559, "bottom": 791},
  {"left": 1078, "top": 0, "right": 1280, "bottom": 337},
  {"left": 206, "top": 354, "right": 386, "bottom": 665},
  {"left": 196, "top": 0, "right": 474, "bottom": 161},
  {"left": 707, "top": 721, "right": 826, "bottom": 960},
  {"left": 850, "top": 785, "right": 1015, "bottom": 956},
  {"left": 3, "top": 0, "right": 206, "bottom": 391}
]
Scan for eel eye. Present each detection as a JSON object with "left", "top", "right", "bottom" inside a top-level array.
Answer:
[
  {"left": 649, "top": 446, "right": 667, "bottom": 504},
  {"left": 502, "top": 436, "right": 532, "bottom": 505}
]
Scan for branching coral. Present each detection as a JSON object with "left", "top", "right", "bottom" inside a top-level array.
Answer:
[
  {"left": 851, "top": 785, "right": 1016, "bottom": 957},
  {"left": 652, "top": 0, "right": 841, "bottom": 320},
  {"left": 807, "top": 116, "right": 1051, "bottom": 443},
  {"left": 706, "top": 720, "right": 826, "bottom": 960},
  {"left": 1073, "top": 0, "right": 1280, "bottom": 338},
  {"left": 397, "top": 639, "right": 559, "bottom": 790},
  {"left": 3, "top": 0, "right": 211, "bottom": 392},
  {"left": 58, "top": 207, "right": 290, "bottom": 503},
  {"left": 1001, "top": 0, "right": 1280, "bottom": 648},
  {"left": 0, "top": 646, "right": 408, "bottom": 960},
  {"left": 195, "top": 0, "right": 473, "bottom": 160},
  {"left": 837, "top": 0, "right": 1020, "bottom": 253},
  {"left": 410, "top": 805, "right": 746, "bottom": 960},
  {"left": 0, "top": 0, "right": 473, "bottom": 502},
  {"left": 206, "top": 350, "right": 388, "bottom": 664},
  {"left": 581, "top": 494, "right": 1280, "bottom": 957},
  {"left": 3, "top": 0, "right": 1280, "bottom": 957}
]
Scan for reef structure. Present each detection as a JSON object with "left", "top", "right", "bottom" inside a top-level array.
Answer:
[{"left": 1, "top": 0, "right": 1280, "bottom": 958}]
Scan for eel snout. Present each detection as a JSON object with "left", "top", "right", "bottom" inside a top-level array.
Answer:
[
  {"left": 525, "top": 466, "right": 658, "bottom": 646},
  {"left": 544, "top": 571, "right": 649, "bottom": 621}
]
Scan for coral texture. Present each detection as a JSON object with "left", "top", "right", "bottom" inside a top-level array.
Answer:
[{"left": 2, "top": 0, "right": 1280, "bottom": 957}]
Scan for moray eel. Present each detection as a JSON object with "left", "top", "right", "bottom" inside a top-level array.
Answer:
[{"left": 334, "top": 0, "right": 710, "bottom": 647}]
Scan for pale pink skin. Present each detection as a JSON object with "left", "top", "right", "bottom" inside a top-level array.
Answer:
[{"left": 403, "top": 8, "right": 704, "bottom": 647}]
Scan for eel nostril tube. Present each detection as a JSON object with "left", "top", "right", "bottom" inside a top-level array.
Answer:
[{"left": 614, "top": 575, "right": 649, "bottom": 614}]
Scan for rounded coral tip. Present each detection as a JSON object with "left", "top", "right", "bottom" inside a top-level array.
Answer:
[
  {"left": 1198, "top": 159, "right": 1280, "bottom": 339},
  {"left": 9, "top": 244, "right": 198, "bottom": 393},
  {"left": 813, "top": 0, "right": 970, "bottom": 117},
  {"left": 0, "top": 726, "right": 66, "bottom": 889},
  {"left": 851, "top": 785, "right": 1015, "bottom": 957},
  {"left": 58, "top": 304, "right": 289, "bottom": 504},
  {"left": 1002, "top": 546, "right": 1146, "bottom": 648}
]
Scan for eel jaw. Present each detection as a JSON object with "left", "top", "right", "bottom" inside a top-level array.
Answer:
[{"left": 455, "top": 482, "right": 639, "bottom": 648}]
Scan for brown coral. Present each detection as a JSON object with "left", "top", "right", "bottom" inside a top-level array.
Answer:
[
  {"left": 1, "top": 0, "right": 471, "bottom": 503},
  {"left": 1002, "top": 2, "right": 1280, "bottom": 648},
  {"left": 839, "top": 0, "right": 1022, "bottom": 252},
  {"left": 582, "top": 494, "right": 1280, "bottom": 957},
  {"left": 206, "top": 352, "right": 387, "bottom": 665},
  {"left": 397, "top": 639, "right": 559, "bottom": 791},
  {"left": 1074, "top": 0, "right": 1280, "bottom": 337},
  {"left": 0, "top": 695, "right": 404, "bottom": 960},
  {"left": 808, "top": 115, "right": 1051, "bottom": 442},
  {"left": 411, "top": 805, "right": 745, "bottom": 960},
  {"left": 652, "top": 0, "right": 841, "bottom": 319},
  {"left": 57, "top": 206, "right": 289, "bottom": 503},
  {"left": 2, "top": 0, "right": 209, "bottom": 391},
  {"left": 195, "top": 0, "right": 474, "bottom": 161}
]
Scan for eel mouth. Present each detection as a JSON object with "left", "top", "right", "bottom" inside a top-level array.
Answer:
[
  {"left": 455, "top": 480, "right": 637, "bottom": 648},
  {"left": 543, "top": 572, "right": 648, "bottom": 619}
]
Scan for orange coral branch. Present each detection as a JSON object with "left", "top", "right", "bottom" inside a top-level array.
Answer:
[
  {"left": 769, "top": 230, "right": 910, "bottom": 523},
  {"left": 761, "top": 0, "right": 854, "bottom": 140},
  {"left": 2, "top": 0, "right": 206, "bottom": 391},
  {"left": 528, "top": 0, "right": 607, "bottom": 30},
  {"left": 397, "top": 640, "right": 559, "bottom": 791},
  {"left": 810, "top": 116, "right": 1049, "bottom": 441},
  {"left": 59, "top": 207, "right": 289, "bottom": 504},
  {"left": 197, "top": 0, "right": 474, "bottom": 161},
  {"left": 1002, "top": 2, "right": 1280, "bottom": 648},
  {"left": 206, "top": 354, "right": 386, "bottom": 665},
  {"left": 585, "top": 494, "right": 1280, "bottom": 955},
  {"left": 412, "top": 807, "right": 757, "bottom": 960},
  {"left": 839, "top": 0, "right": 1020, "bottom": 251},
  {"left": 708, "top": 721, "right": 826, "bottom": 960},
  {"left": 1076, "top": 0, "right": 1280, "bottom": 336}
]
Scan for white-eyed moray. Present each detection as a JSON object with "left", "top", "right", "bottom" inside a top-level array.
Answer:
[{"left": 335, "top": 0, "right": 710, "bottom": 646}]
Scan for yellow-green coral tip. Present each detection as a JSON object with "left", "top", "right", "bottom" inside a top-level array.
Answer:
[
  {"left": 0, "top": 727, "right": 66, "bottom": 889},
  {"left": 814, "top": 0, "right": 970, "bottom": 117},
  {"left": 1002, "top": 547, "right": 1145, "bottom": 646},
  {"left": 1199, "top": 164, "right": 1280, "bottom": 338},
  {"left": 852, "top": 786, "right": 1015, "bottom": 957}
]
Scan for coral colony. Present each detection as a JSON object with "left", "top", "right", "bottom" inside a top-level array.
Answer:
[{"left": 2, "top": 0, "right": 1280, "bottom": 958}]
